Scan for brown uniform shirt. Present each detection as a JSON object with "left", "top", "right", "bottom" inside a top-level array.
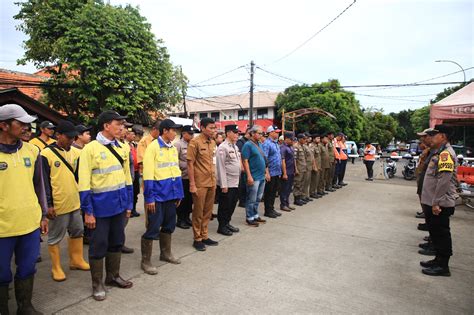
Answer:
[
  {"left": 311, "top": 143, "right": 322, "bottom": 170},
  {"left": 327, "top": 140, "right": 335, "bottom": 162},
  {"left": 187, "top": 134, "right": 216, "bottom": 188},
  {"left": 320, "top": 143, "right": 330, "bottom": 169},
  {"left": 294, "top": 142, "right": 306, "bottom": 173},
  {"left": 303, "top": 144, "right": 313, "bottom": 171},
  {"left": 137, "top": 134, "right": 154, "bottom": 164}
]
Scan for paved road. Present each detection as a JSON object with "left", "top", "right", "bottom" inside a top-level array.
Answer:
[{"left": 10, "top": 161, "right": 474, "bottom": 314}]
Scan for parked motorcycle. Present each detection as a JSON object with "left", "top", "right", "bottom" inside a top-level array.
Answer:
[
  {"left": 402, "top": 155, "right": 416, "bottom": 180},
  {"left": 457, "top": 182, "right": 474, "bottom": 209},
  {"left": 385, "top": 158, "right": 397, "bottom": 178}
]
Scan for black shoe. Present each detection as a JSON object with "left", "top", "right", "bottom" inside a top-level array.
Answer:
[
  {"left": 418, "top": 248, "right": 436, "bottom": 256},
  {"left": 246, "top": 219, "right": 259, "bottom": 227},
  {"left": 272, "top": 210, "right": 282, "bottom": 217},
  {"left": 305, "top": 197, "right": 314, "bottom": 202},
  {"left": 339, "top": 182, "right": 348, "bottom": 186},
  {"left": 227, "top": 224, "right": 240, "bottom": 233},
  {"left": 415, "top": 212, "right": 425, "bottom": 219},
  {"left": 416, "top": 211, "right": 424, "bottom": 216},
  {"left": 418, "top": 223, "right": 429, "bottom": 231},
  {"left": 264, "top": 212, "right": 278, "bottom": 218},
  {"left": 217, "top": 227, "right": 233, "bottom": 236},
  {"left": 185, "top": 217, "right": 193, "bottom": 226},
  {"left": 238, "top": 202, "right": 246, "bottom": 208},
  {"left": 177, "top": 220, "right": 191, "bottom": 229},
  {"left": 420, "top": 259, "right": 438, "bottom": 268},
  {"left": 326, "top": 188, "right": 336, "bottom": 192},
  {"left": 121, "top": 245, "right": 134, "bottom": 254},
  {"left": 422, "top": 266, "right": 451, "bottom": 277},
  {"left": 423, "top": 236, "right": 430, "bottom": 242},
  {"left": 202, "top": 238, "right": 219, "bottom": 246},
  {"left": 333, "top": 185, "right": 341, "bottom": 189},
  {"left": 130, "top": 211, "right": 140, "bottom": 217},
  {"left": 294, "top": 199, "right": 305, "bottom": 206},
  {"left": 36, "top": 256, "right": 42, "bottom": 263},
  {"left": 193, "top": 241, "right": 206, "bottom": 251},
  {"left": 418, "top": 242, "right": 432, "bottom": 250}
]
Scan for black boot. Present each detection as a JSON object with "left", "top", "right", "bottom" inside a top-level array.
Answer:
[
  {"left": 104, "top": 252, "right": 133, "bottom": 289},
  {"left": 14, "top": 277, "right": 42, "bottom": 314},
  {"left": 90, "top": 258, "right": 106, "bottom": 301},
  {"left": 422, "top": 256, "right": 451, "bottom": 276},
  {"left": 0, "top": 285, "right": 9, "bottom": 315}
]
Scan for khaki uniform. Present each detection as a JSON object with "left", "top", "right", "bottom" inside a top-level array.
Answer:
[
  {"left": 137, "top": 134, "right": 154, "bottom": 164},
  {"left": 293, "top": 142, "right": 306, "bottom": 199},
  {"left": 310, "top": 143, "right": 322, "bottom": 195},
  {"left": 187, "top": 134, "right": 217, "bottom": 241},
  {"left": 319, "top": 143, "right": 330, "bottom": 192},
  {"left": 303, "top": 143, "right": 313, "bottom": 198},
  {"left": 326, "top": 141, "right": 335, "bottom": 189}
]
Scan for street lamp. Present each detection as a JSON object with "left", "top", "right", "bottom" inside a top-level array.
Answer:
[{"left": 435, "top": 60, "right": 466, "bottom": 82}]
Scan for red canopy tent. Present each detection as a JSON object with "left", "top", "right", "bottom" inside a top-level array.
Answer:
[{"left": 430, "top": 82, "right": 474, "bottom": 127}]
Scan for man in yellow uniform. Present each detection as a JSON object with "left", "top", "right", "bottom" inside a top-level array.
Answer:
[
  {"left": 187, "top": 117, "right": 218, "bottom": 251},
  {"left": 29, "top": 120, "right": 56, "bottom": 150},
  {"left": 141, "top": 119, "right": 184, "bottom": 275},
  {"left": 78, "top": 110, "right": 133, "bottom": 301},
  {"left": 41, "top": 121, "right": 90, "bottom": 282},
  {"left": 0, "top": 104, "right": 48, "bottom": 315}
]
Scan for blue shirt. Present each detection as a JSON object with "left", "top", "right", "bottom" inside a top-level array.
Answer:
[
  {"left": 241, "top": 140, "right": 266, "bottom": 181},
  {"left": 262, "top": 138, "right": 282, "bottom": 177},
  {"left": 280, "top": 143, "right": 295, "bottom": 176}
]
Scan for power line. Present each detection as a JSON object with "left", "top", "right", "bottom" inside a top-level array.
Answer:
[
  {"left": 255, "top": 66, "right": 305, "bottom": 84},
  {"left": 355, "top": 93, "right": 429, "bottom": 103},
  {"left": 191, "top": 64, "right": 247, "bottom": 85},
  {"left": 267, "top": 0, "right": 357, "bottom": 65},
  {"left": 189, "top": 79, "right": 248, "bottom": 88}
]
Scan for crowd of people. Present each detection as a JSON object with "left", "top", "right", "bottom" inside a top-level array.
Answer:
[{"left": 0, "top": 102, "right": 399, "bottom": 314}]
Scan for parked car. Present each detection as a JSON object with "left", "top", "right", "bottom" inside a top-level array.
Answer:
[
  {"left": 345, "top": 141, "right": 358, "bottom": 156},
  {"left": 408, "top": 140, "right": 422, "bottom": 155},
  {"left": 384, "top": 144, "right": 397, "bottom": 153}
]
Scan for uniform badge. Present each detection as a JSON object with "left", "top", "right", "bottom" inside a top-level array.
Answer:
[
  {"left": 440, "top": 152, "right": 449, "bottom": 162},
  {"left": 24, "top": 157, "right": 32, "bottom": 168},
  {"left": 54, "top": 161, "right": 61, "bottom": 167},
  {"left": 0, "top": 162, "right": 8, "bottom": 170},
  {"left": 100, "top": 152, "right": 107, "bottom": 160}
]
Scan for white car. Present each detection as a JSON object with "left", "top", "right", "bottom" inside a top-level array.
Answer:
[{"left": 345, "top": 141, "right": 358, "bottom": 157}]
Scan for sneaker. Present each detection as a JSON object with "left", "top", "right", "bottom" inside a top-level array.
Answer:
[
  {"left": 202, "top": 238, "right": 219, "bottom": 246},
  {"left": 246, "top": 219, "right": 259, "bottom": 227},
  {"left": 193, "top": 241, "right": 206, "bottom": 251},
  {"left": 226, "top": 224, "right": 240, "bottom": 233},
  {"left": 255, "top": 217, "right": 266, "bottom": 224}
]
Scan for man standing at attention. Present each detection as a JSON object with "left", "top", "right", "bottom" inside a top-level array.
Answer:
[
  {"left": 187, "top": 117, "right": 219, "bottom": 251},
  {"left": 216, "top": 124, "right": 242, "bottom": 236},
  {"left": 293, "top": 134, "right": 307, "bottom": 206},
  {"left": 262, "top": 125, "right": 282, "bottom": 219},
  {"left": 280, "top": 132, "right": 296, "bottom": 212},
  {"left": 242, "top": 125, "right": 270, "bottom": 226},
  {"left": 79, "top": 110, "right": 134, "bottom": 301}
]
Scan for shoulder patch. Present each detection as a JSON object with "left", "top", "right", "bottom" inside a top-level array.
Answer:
[{"left": 438, "top": 151, "right": 454, "bottom": 172}]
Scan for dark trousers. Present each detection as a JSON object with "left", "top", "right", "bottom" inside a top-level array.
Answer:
[
  {"left": 422, "top": 204, "right": 454, "bottom": 265},
  {"left": 143, "top": 200, "right": 177, "bottom": 240},
  {"left": 338, "top": 159, "right": 347, "bottom": 183},
  {"left": 89, "top": 211, "right": 126, "bottom": 259},
  {"left": 238, "top": 173, "right": 247, "bottom": 205},
  {"left": 176, "top": 179, "right": 192, "bottom": 222},
  {"left": 82, "top": 211, "right": 91, "bottom": 240},
  {"left": 333, "top": 161, "right": 342, "bottom": 185},
  {"left": 280, "top": 174, "right": 294, "bottom": 208},
  {"left": 132, "top": 171, "right": 140, "bottom": 213},
  {"left": 365, "top": 160, "right": 374, "bottom": 179},
  {"left": 217, "top": 187, "right": 239, "bottom": 227},
  {"left": 0, "top": 229, "right": 40, "bottom": 286},
  {"left": 264, "top": 176, "right": 279, "bottom": 213}
]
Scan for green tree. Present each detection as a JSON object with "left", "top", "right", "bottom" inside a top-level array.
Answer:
[
  {"left": 362, "top": 110, "right": 398, "bottom": 147},
  {"left": 15, "top": 0, "right": 187, "bottom": 124},
  {"left": 410, "top": 105, "right": 431, "bottom": 132},
  {"left": 389, "top": 109, "right": 415, "bottom": 141},
  {"left": 275, "top": 80, "right": 365, "bottom": 141}
]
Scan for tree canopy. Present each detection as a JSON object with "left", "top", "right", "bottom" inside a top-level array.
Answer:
[{"left": 15, "top": 0, "right": 187, "bottom": 124}]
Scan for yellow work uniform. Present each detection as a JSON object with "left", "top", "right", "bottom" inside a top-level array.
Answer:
[
  {"left": 29, "top": 137, "right": 56, "bottom": 151},
  {"left": 41, "top": 145, "right": 81, "bottom": 215}
]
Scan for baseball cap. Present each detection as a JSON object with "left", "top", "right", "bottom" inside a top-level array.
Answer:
[
  {"left": 0, "top": 104, "right": 37, "bottom": 123},
  {"left": 427, "top": 124, "right": 454, "bottom": 136},
  {"left": 56, "top": 120, "right": 78, "bottom": 138},
  {"left": 225, "top": 124, "right": 240, "bottom": 133},
  {"left": 39, "top": 121, "right": 56, "bottom": 129},
  {"left": 97, "top": 110, "right": 127, "bottom": 127},
  {"left": 76, "top": 124, "right": 91, "bottom": 134},
  {"left": 159, "top": 119, "right": 182, "bottom": 130},
  {"left": 297, "top": 133, "right": 306, "bottom": 139},
  {"left": 416, "top": 128, "right": 434, "bottom": 136},
  {"left": 267, "top": 125, "right": 281, "bottom": 133},
  {"left": 284, "top": 131, "right": 294, "bottom": 139},
  {"left": 182, "top": 125, "right": 195, "bottom": 134}
]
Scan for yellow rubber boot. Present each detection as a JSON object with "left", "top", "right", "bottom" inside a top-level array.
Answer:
[
  {"left": 68, "top": 237, "right": 90, "bottom": 271},
  {"left": 48, "top": 245, "right": 66, "bottom": 282}
]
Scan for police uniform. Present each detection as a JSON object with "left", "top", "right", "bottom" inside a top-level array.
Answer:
[
  {"left": 420, "top": 127, "right": 457, "bottom": 276},
  {"left": 78, "top": 111, "right": 134, "bottom": 301},
  {"left": 326, "top": 139, "right": 336, "bottom": 191},
  {"left": 0, "top": 104, "right": 46, "bottom": 314},
  {"left": 293, "top": 135, "right": 307, "bottom": 205},
  {"left": 41, "top": 121, "right": 90, "bottom": 282},
  {"left": 175, "top": 126, "right": 194, "bottom": 228},
  {"left": 309, "top": 138, "right": 322, "bottom": 198},
  {"left": 303, "top": 142, "right": 313, "bottom": 200},
  {"left": 319, "top": 142, "right": 330, "bottom": 194},
  {"left": 216, "top": 125, "right": 241, "bottom": 235}
]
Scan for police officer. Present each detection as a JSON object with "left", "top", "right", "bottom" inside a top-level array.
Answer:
[
  {"left": 175, "top": 125, "right": 195, "bottom": 229},
  {"left": 141, "top": 119, "right": 184, "bottom": 275},
  {"left": 326, "top": 132, "right": 337, "bottom": 191},
  {"left": 419, "top": 125, "right": 457, "bottom": 277},
  {"left": 319, "top": 134, "right": 331, "bottom": 195},
  {"left": 303, "top": 133, "right": 314, "bottom": 202},
  {"left": 216, "top": 124, "right": 242, "bottom": 236},
  {"left": 0, "top": 104, "right": 48, "bottom": 315},
  {"left": 42, "top": 121, "right": 90, "bottom": 282},
  {"left": 78, "top": 110, "right": 134, "bottom": 301},
  {"left": 293, "top": 134, "right": 307, "bottom": 206},
  {"left": 309, "top": 134, "right": 322, "bottom": 199}
]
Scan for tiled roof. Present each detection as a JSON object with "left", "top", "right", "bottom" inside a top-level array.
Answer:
[{"left": 0, "top": 68, "right": 47, "bottom": 101}]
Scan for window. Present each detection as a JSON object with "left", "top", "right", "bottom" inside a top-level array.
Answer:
[
  {"left": 199, "top": 113, "right": 208, "bottom": 120},
  {"left": 211, "top": 112, "right": 220, "bottom": 122},
  {"left": 256, "top": 108, "right": 268, "bottom": 119},
  {"left": 238, "top": 110, "right": 248, "bottom": 120}
]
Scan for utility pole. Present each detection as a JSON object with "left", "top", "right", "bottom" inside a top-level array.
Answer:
[
  {"left": 249, "top": 60, "right": 255, "bottom": 127},
  {"left": 182, "top": 90, "right": 187, "bottom": 118}
]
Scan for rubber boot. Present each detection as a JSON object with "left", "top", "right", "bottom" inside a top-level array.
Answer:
[
  {"left": 68, "top": 238, "right": 90, "bottom": 271},
  {"left": 104, "top": 252, "right": 133, "bottom": 288},
  {"left": 47, "top": 245, "right": 66, "bottom": 282},
  {"left": 141, "top": 238, "right": 158, "bottom": 275},
  {"left": 159, "top": 232, "right": 181, "bottom": 264},
  {"left": 89, "top": 258, "right": 106, "bottom": 301},
  {"left": 0, "top": 285, "right": 9, "bottom": 315},
  {"left": 14, "top": 277, "right": 42, "bottom": 314}
]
